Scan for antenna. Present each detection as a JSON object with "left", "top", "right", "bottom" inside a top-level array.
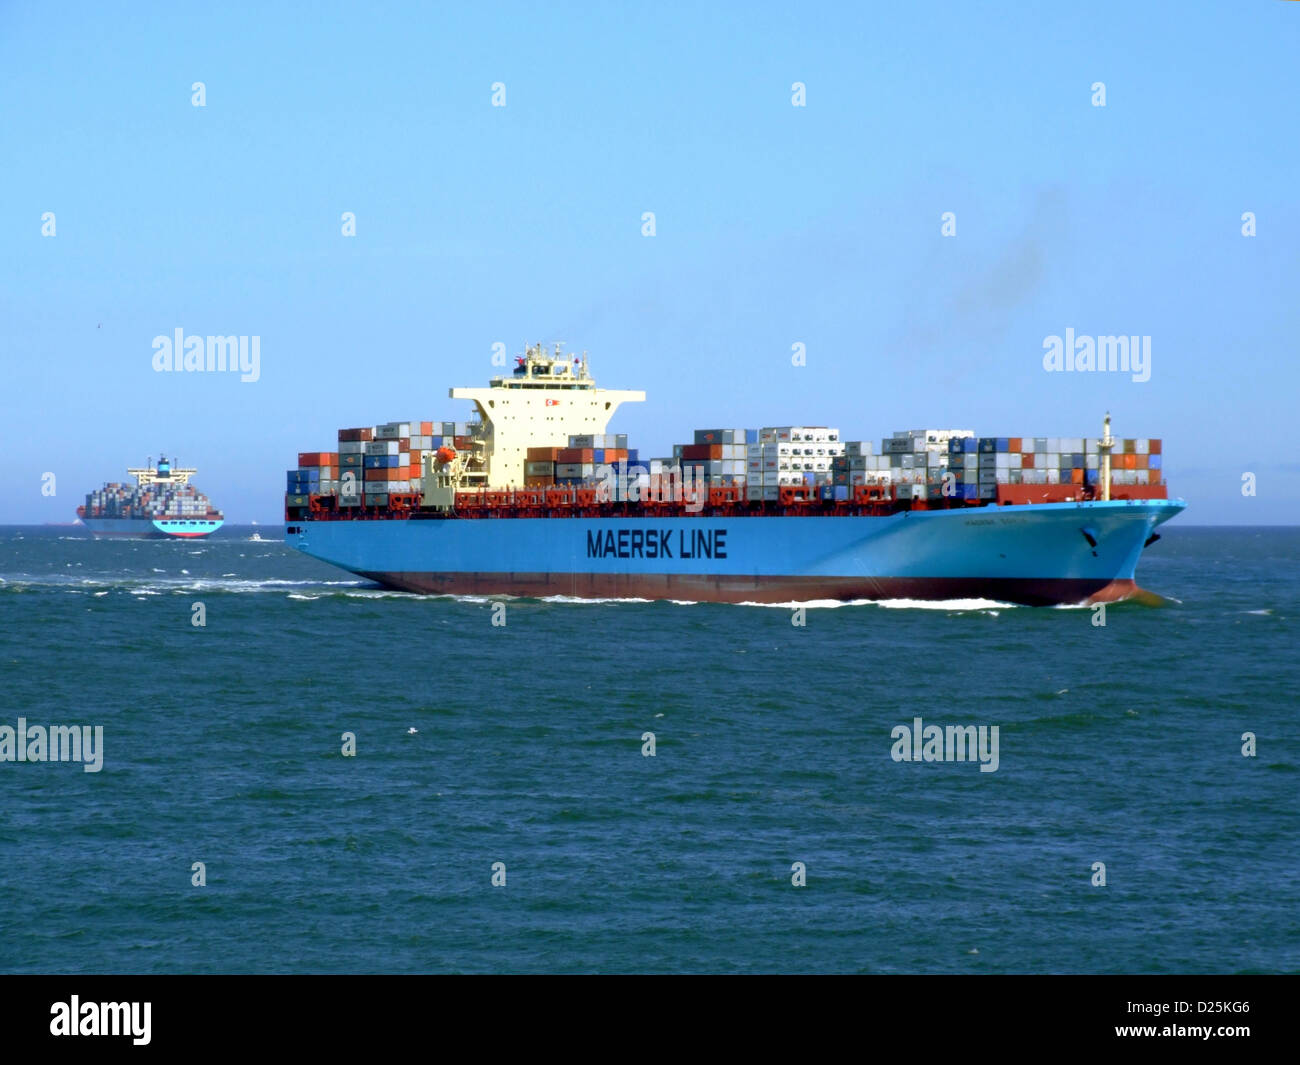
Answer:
[{"left": 1099, "top": 411, "right": 1114, "bottom": 502}]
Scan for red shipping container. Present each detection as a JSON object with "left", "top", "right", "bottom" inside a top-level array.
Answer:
[
  {"left": 527, "top": 446, "right": 562, "bottom": 461},
  {"left": 996, "top": 484, "right": 1082, "bottom": 505},
  {"left": 337, "top": 428, "right": 374, "bottom": 443},
  {"left": 1149, "top": 439, "right": 1162, "bottom": 455},
  {"left": 1022, "top": 454, "right": 1034, "bottom": 468},
  {"left": 682, "top": 444, "right": 723, "bottom": 460},
  {"left": 454, "top": 436, "right": 473, "bottom": 448},
  {"left": 1135, "top": 454, "right": 1148, "bottom": 469},
  {"left": 558, "top": 448, "right": 595, "bottom": 463},
  {"left": 298, "top": 452, "right": 332, "bottom": 467},
  {"left": 399, "top": 437, "right": 409, "bottom": 450}
]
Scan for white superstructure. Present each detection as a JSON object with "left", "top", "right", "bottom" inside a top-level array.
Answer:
[{"left": 450, "top": 343, "right": 644, "bottom": 488}]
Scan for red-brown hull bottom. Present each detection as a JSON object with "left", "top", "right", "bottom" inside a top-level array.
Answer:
[{"left": 357, "top": 571, "right": 1144, "bottom": 607}]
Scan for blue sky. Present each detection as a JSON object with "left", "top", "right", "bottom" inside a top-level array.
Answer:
[{"left": 2, "top": 1, "right": 1297, "bottom": 523}]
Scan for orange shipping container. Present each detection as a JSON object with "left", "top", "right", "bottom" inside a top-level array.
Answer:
[
  {"left": 298, "top": 452, "right": 331, "bottom": 467},
  {"left": 1135, "top": 454, "right": 1148, "bottom": 469},
  {"left": 1009, "top": 438, "right": 1022, "bottom": 452},
  {"left": 1070, "top": 468, "right": 1084, "bottom": 484},
  {"left": 527, "top": 446, "right": 563, "bottom": 461},
  {"left": 420, "top": 421, "right": 433, "bottom": 435}
]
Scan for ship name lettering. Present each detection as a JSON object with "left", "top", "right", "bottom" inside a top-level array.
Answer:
[{"left": 586, "top": 528, "right": 675, "bottom": 559}]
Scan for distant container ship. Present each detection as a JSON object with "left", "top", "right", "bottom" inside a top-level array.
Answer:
[
  {"left": 283, "top": 344, "right": 1184, "bottom": 606},
  {"left": 77, "top": 456, "right": 224, "bottom": 539}
]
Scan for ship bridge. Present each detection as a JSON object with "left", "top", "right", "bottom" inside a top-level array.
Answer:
[
  {"left": 451, "top": 343, "right": 644, "bottom": 488},
  {"left": 127, "top": 455, "right": 197, "bottom": 488}
]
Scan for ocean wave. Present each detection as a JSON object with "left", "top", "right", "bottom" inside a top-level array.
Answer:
[
  {"left": 2, "top": 575, "right": 368, "bottom": 595},
  {"left": 540, "top": 595, "right": 656, "bottom": 605}
]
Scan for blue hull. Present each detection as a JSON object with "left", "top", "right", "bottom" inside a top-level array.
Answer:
[
  {"left": 286, "top": 498, "right": 1185, "bottom": 605},
  {"left": 81, "top": 517, "right": 223, "bottom": 539}
]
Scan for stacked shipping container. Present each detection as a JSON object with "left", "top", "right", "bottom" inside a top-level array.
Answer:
[
  {"left": 287, "top": 418, "right": 1165, "bottom": 511},
  {"left": 944, "top": 435, "right": 1163, "bottom": 502},
  {"left": 82, "top": 481, "right": 220, "bottom": 519},
  {"left": 287, "top": 420, "right": 475, "bottom": 508}
]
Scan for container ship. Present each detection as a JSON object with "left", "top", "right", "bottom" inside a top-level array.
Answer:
[
  {"left": 284, "top": 344, "right": 1183, "bottom": 606},
  {"left": 77, "top": 456, "right": 225, "bottom": 539}
]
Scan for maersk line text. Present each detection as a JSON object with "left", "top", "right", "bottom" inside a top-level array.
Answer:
[{"left": 586, "top": 527, "right": 727, "bottom": 560}]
